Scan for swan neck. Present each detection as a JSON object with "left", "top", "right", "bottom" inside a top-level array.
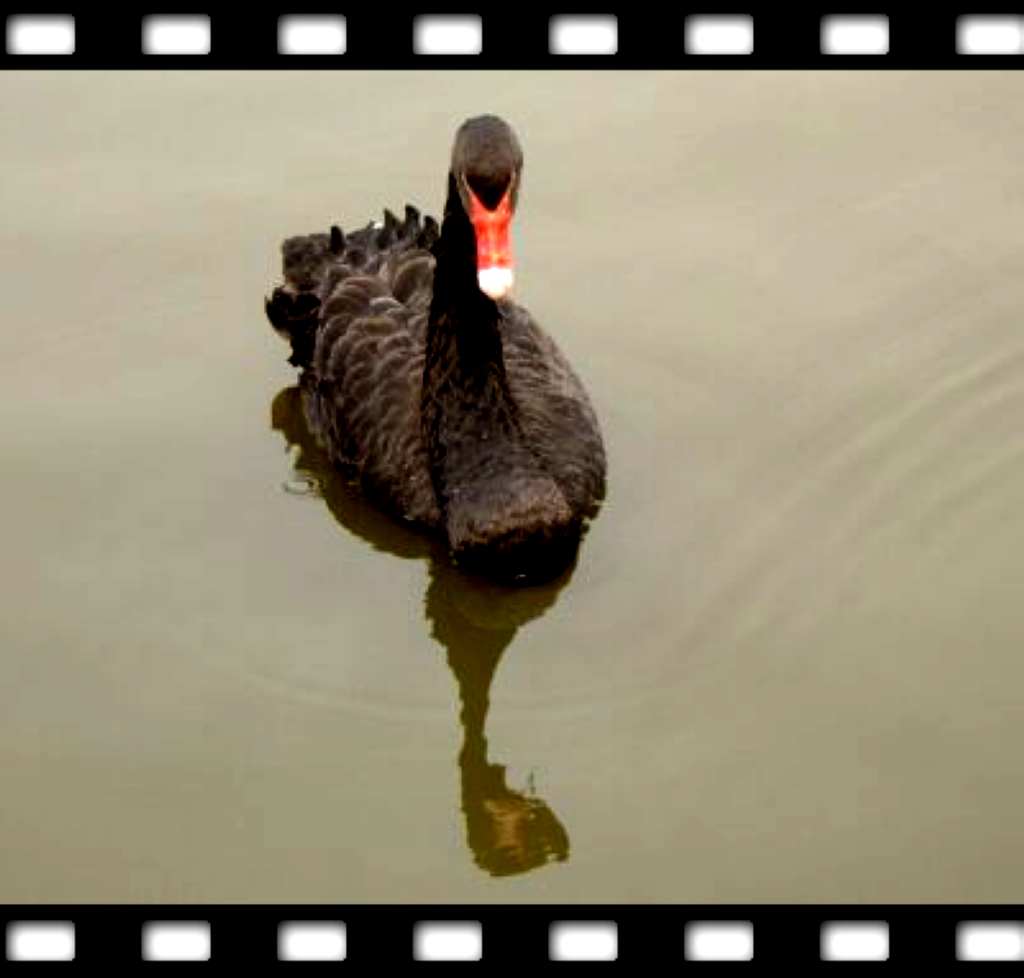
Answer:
[{"left": 429, "top": 173, "right": 497, "bottom": 326}]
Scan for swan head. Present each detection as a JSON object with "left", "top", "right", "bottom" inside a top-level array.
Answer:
[{"left": 451, "top": 115, "right": 523, "bottom": 301}]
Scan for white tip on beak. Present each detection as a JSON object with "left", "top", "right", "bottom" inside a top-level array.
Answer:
[{"left": 478, "top": 266, "right": 514, "bottom": 300}]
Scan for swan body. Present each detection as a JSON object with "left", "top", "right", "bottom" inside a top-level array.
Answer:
[{"left": 265, "top": 116, "right": 605, "bottom": 580}]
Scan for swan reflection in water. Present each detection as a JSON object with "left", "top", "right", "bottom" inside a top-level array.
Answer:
[{"left": 272, "top": 384, "right": 572, "bottom": 876}]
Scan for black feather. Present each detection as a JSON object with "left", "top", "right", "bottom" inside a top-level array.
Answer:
[{"left": 263, "top": 115, "right": 605, "bottom": 581}]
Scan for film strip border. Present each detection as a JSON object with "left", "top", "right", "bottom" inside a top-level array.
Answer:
[
  {"left": 4, "top": 907, "right": 1024, "bottom": 966},
  {"left": 2, "top": 10, "right": 1024, "bottom": 68}
]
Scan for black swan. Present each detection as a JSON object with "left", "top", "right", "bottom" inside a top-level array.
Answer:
[{"left": 265, "top": 115, "right": 606, "bottom": 580}]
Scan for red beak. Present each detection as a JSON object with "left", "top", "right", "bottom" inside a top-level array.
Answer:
[{"left": 466, "top": 185, "right": 514, "bottom": 300}]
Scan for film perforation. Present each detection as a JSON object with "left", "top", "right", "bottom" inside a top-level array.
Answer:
[
  {"left": 3, "top": 11, "right": 1024, "bottom": 66},
  {"left": 6, "top": 909, "right": 1024, "bottom": 964}
]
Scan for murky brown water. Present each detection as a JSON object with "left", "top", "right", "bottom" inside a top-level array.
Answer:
[{"left": 2, "top": 70, "right": 1023, "bottom": 903}]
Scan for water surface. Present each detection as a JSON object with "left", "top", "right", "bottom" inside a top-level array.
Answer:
[{"left": 2, "top": 70, "right": 1023, "bottom": 902}]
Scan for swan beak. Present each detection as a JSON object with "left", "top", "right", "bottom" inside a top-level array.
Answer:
[{"left": 467, "top": 186, "right": 514, "bottom": 301}]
